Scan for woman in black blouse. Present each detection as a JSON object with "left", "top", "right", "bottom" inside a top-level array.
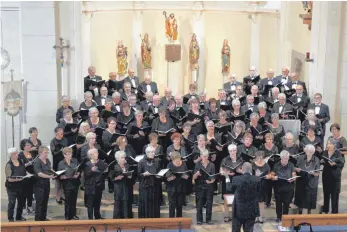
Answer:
[
  {"left": 56, "top": 95, "right": 75, "bottom": 123},
  {"left": 267, "top": 113, "right": 285, "bottom": 151},
  {"left": 58, "top": 109, "right": 79, "bottom": 145},
  {"left": 166, "top": 133, "right": 187, "bottom": 160},
  {"left": 102, "top": 117, "right": 119, "bottom": 153},
  {"left": 205, "top": 98, "right": 220, "bottom": 122},
  {"left": 226, "top": 120, "right": 245, "bottom": 145},
  {"left": 247, "top": 112, "right": 264, "bottom": 148},
  {"left": 321, "top": 138, "right": 345, "bottom": 214},
  {"left": 282, "top": 132, "right": 300, "bottom": 165},
  {"left": 187, "top": 98, "right": 206, "bottom": 136},
  {"left": 79, "top": 91, "right": 97, "bottom": 110},
  {"left": 58, "top": 147, "right": 80, "bottom": 220},
  {"left": 27, "top": 127, "right": 42, "bottom": 157},
  {"left": 329, "top": 123, "right": 347, "bottom": 157},
  {"left": 87, "top": 107, "right": 106, "bottom": 149},
  {"left": 18, "top": 139, "right": 36, "bottom": 214},
  {"left": 84, "top": 148, "right": 108, "bottom": 220},
  {"left": 116, "top": 101, "right": 134, "bottom": 133},
  {"left": 300, "top": 125, "right": 323, "bottom": 157},
  {"left": 138, "top": 146, "right": 161, "bottom": 218},
  {"left": 5, "top": 147, "right": 27, "bottom": 222},
  {"left": 127, "top": 110, "right": 149, "bottom": 155},
  {"left": 301, "top": 109, "right": 323, "bottom": 138},
  {"left": 165, "top": 152, "right": 189, "bottom": 218},
  {"left": 216, "top": 110, "right": 232, "bottom": 143},
  {"left": 33, "top": 146, "right": 56, "bottom": 221},
  {"left": 193, "top": 149, "right": 215, "bottom": 225},
  {"left": 151, "top": 106, "right": 175, "bottom": 152},
  {"left": 257, "top": 102, "right": 271, "bottom": 126},
  {"left": 109, "top": 151, "right": 133, "bottom": 219}
]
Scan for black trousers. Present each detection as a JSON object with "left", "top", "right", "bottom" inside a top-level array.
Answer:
[
  {"left": 168, "top": 191, "right": 185, "bottom": 218},
  {"left": 275, "top": 190, "right": 292, "bottom": 219},
  {"left": 232, "top": 217, "right": 255, "bottom": 232},
  {"left": 323, "top": 181, "right": 340, "bottom": 213},
  {"left": 7, "top": 188, "right": 25, "bottom": 220},
  {"left": 127, "top": 184, "right": 134, "bottom": 218},
  {"left": 63, "top": 187, "right": 78, "bottom": 219},
  {"left": 34, "top": 184, "right": 50, "bottom": 221},
  {"left": 113, "top": 200, "right": 129, "bottom": 219},
  {"left": 86, "top": 190, "right": 103, "bottom": 219},
  {"left": 107, "top": 177, "right": 114, "bottom": 191},
  {"left": 266, "top": 182, "right": 274, "bottom": 205},
  {"left": 196, "top": 188, "right": 213, "bottom": 222},
  {"left": 23, "top": 178, "right": 34, "bottom": 208}
]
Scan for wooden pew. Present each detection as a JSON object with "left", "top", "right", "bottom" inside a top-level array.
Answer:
[
  {"left": 1, "top": 218, "right": 192, "bottom": 232},
  {"left": 282, "top": 214, "right": 347, "bottom": 227}
]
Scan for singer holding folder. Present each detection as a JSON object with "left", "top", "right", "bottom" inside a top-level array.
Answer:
[
  {"left": 321, "top": 138, "right": 345, "bottom": 214},
  {"left": 138, "top": 146, "right": 161, "bottom": 218},
  {"left": 5, "top": 147, "right": 27, "bottom": 222},
  {"left": 58, "top": 147, "right": 80, "bottom": 220},
  {"left": 33, "top": 146, "right": 56, "bottom": 221}
]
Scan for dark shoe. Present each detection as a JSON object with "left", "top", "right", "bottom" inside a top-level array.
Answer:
[
  {"left": 8, "top": 219, "right": 14, "bottom": 222},
  {"left": 56, "top": 199, "right": 63, "bottom": 204},
  {"left": 207, "top": 220, "right": 213, "bottom": 225},
  {"left": 132, "top": 203, "right": 138, "bottom": 208},
  {"left": 80, "top": 186, "right": 85, "bottom": 191},
  {"left": 44, "top": 218, "right": 50, "bottom": 221},
  {"left": 258, "top": 219, "right": 264, "bottom": 224},
  {"left": 224, "top": 217, "right": 229, "bottom": 222},
  {"left": 197, "top": 221, "right": 202, "bottom": 225},
  {"left": 108, "top": 189, "right": 114, "bottom": 193},
  {"left": 73, "top": 216, "right": 79, "bottom": 220},
  {"left": 203, "top": 204, "right": 207, "bottom": 208},
  {"left": 96, "top": 217, "right": 105, "bottom": 220},
  {"left": 65, "top": 217, "right": 71, "bottom": 220},
  {"left": 61, "top": 197, "right": 65, "bottom": 202},
  {"left": 16, "top": 217, "right": 26, "bottom": 221},
  {"left": 276, "top": 218, "right": 281, "bottom": 223}
]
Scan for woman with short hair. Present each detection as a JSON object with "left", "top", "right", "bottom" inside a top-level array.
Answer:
[{"left": 79, "top": 91, "right": 97, "bottom": 110}]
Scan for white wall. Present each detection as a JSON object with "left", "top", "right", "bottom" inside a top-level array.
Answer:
[{"left": 339, "top": 2, "right": 347, "bottom": 136}]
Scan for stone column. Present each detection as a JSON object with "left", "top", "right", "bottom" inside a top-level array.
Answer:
[
  {"left": 193, "top": 6, "right": 205, "bottom": 92},
  {"left": 308, "top": 1, "right": 343, "bottom": 125},
  {"left": 250, "top": 14, "right": 260, "bottom": 71},
  {"left": 278, "top": 1, "right": 288, "bottom": 71},
  {"left": 81, "top": 2, "right": 92, "bottom": 79},
  {"left": 132, "top": 9, "right": 143, "bottom": 81}
]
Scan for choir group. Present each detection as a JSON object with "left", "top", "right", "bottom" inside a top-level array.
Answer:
[{"left": 5, "top": 66, "right": 347, "bottom": 226}]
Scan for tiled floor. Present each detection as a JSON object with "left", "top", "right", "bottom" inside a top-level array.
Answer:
[{"left": 2, "top": 166, "right": 347, "bottom": 232}]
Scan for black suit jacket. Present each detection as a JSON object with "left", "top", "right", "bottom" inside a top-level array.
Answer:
[
  {"left": 243, "top": 75, "right": 260, "bottom": 95},
  {"left": 308, "top": 103, "right": 330, "bottom": 133},
  {"left": 139, "top": 81, "right": 159, "bottom": 95},
  {"left": 84, "top": 75, "right": 102, "bottom": 93},
  {"left": 123, "top": 76, "right": 140, "bottom": 88},
  {"left": 272, "top": 102, "right": 293, "bottom": 114},
  {"left": 275, "top": 75, "right": 292, "bottom": 84},
  {"left": 259, "top": 78, "right": 280, "bottom": 95},
  {"left": 230, "top": 173, "right": 261, "bottom": 219},
  {"left": 94, "top": 95, "right": 112, "bottom": 106},
  {"left": 223, "top": 81, "right": 242, "bottom": 91},
  {"left": 287, "top": 80, "right": 308, "bottom": 96},
  {"left": 289, "top": 94, "right": 310, "bottom": 111}
]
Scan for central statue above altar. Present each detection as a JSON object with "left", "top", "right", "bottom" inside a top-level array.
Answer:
[{"left": 163, "top": 11, "right": 178, "bottom": 42}]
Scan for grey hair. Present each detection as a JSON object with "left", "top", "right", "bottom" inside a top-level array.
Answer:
[
  {"left": 197, "top": 134, "right": 206, "bottom": 141},
  {"left": 88, "top": 107, "right": 99, "bottom": 116},
  {"left": 304, "top": 144, "right": 315, "bottom": 154},
  {"left": 258, "top": 101, "right": 267, "bottom": 110},
  {"left": 232, "top": 99, "right": 241, "bottom": 107},
  {"left": 205, "top": 120, "right": 214, "bottom": 128},
  {"left": 145, "top": 146, "right": 155, "bottom": 154},
  {"left": 250, "top": 112, "right": 259, "bottom": 120},
  {"left": 8, "top": 147, "right": 18, "bottom": 157},
  {"left": 247, "top": 95, "right": 254, "bottom": 100},
  {"left": 87, "top": 148, "right": 98, "bottom": 159},
  {"left": 271, "top": 113, "right": 279, "bottom": 120},
  {"left": 112, "top": 91, "right": 121, "bottom": 98},
  {"left": 100, "top": 86, "right": 107, "bottom": 91},
  {"left": 86, "top": 132, "right": 96, "bottom": 142},
  {"left": 105, "top": 99, "right": 113, "bottom": 105},
  {"left": 115, "top": 151, "right": 126, "bottom": 163},
  {"left": 272, "top": 87, "right": 279, "bottom": 93},
  {"left": 124, "top": 82, "right": 131, "bottom": 88},
  {"left": 63, "top": 109, "right": 72, "bottom": 117},
  {"left": 280, "top": 150, "right": 290, "bottom": 159},
  {"left": 135, "top": 110, "right": 143, "bottom": 116},
  {"left": 200, "top": 149, "right": 209, "bottom": 156},
  {"left": 228, "top": 144, "right": 237, "bottom": 151},
  {"left": 278, "top": 93, "right": 286, "bottom": 99},
  {"left": 84, "top": 91, "right": 93, "bottom": 99},
  {"left": 242, "top": 162, "right": 252, "bottom": 174},
  {"left": 146, "top": 91, "right": 153, "bottom": 97},
  {"left": 61, "top": 95, "right": 70, "bottom": 102},
  {"left": 234, "top": 120, "right": 246, "bottom": 133},
  {"left": 285, "top": 132, "right": 294, "bottom": 140}
]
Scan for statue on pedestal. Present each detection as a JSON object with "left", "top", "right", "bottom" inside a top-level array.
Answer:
[
  {"left": 189, "top": 33, "right": 199, "bottom": 71},
  {"left": 116, "top": 40, "right": 128, "bottom": 76},
  {"left": 163, "top": 11, "right": 178, "bottom": 42},
  {"left": 141, "top": 33, "right": 152, "bottom": 70},
  {"left": 221, "top": 39, "right": 230, "bottom": 74}
]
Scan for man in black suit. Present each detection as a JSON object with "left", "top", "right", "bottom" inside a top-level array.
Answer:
[
  {"left": 183, "top": 83, "right": 199, "bottom": 104},
  {"left": 250, "top": 85, "right": 264, "bottom": 105},
  {"left": 139, "top": 75, "right": 159, "bottom": 97},
  {"left": 123, "top": 68, "right": 140, "bottom": 91},
  {"left": 275, "top": 66, "right": 292, "bottom": 86},
  {"left": 287, "top": 72, "right": 307, "bottom": 96},
  {"left": 223, "top": 73, "right": 242, "bottom": 92},
  {"left": 289, "top": 84, "right": 310, "bottom": 116},
  {"left": 129, "top": 94, "right": 142, "bottom": 112},
  {"left": 308, "top": 93, "right": 330, "bottom": 137},
  {"left": 121, "top": 82, "right": 133, "bottom": 101},
  {"left": 160, "top": 87, "right": 172, "bottom": 107},
  {"left": 259, "top": 69, "right": 280, "bottom": 95},
  {"left": 229, "top": 162, "right": 261, "bottom": 232},
  {"left": 105, "top": 72, "right": 123, "bottom": 95},
  {"left": 174, "top": 95, "right": 189, "bottom": 113},
  {"left": 241, "top": 95, "right": 258, "bottom": 114},
  {"left": 84, "top": 66, "right": 103, "bottom": 97},
  {"left": 94, "top": 86, "right": 112, "bottom": 106},
  {"left": 272, "top": 93, "right": 293, "bottom": 119},
  {"left": 243, "top": 66, "right": 261, "bottom": 95},
  {"left": 140, "top": 91, "right": 154, "bottom": 112}
]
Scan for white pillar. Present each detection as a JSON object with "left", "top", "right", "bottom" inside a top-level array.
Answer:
[
  {"left": 193, "top": 7, "right": 205, "bottom": 92},
  {"left": 132, "top": 10, "right": 143, "bottom": 80},
  {"left": 250, "top": 14, "right": 260, "bottom": 70},
  {"left": 278, "top": 1, "right": 288, "bottom": 71},
  {"left": 308, "top": 1, "right": 343, "bottom": 123},
  {"left": 80, "top": 4, "right": 92, "bottom": 78},
  {"left": 167, "top": 61, "right": 180, "bottom": 96}
]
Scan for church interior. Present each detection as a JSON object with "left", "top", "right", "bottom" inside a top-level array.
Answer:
[{"left": 1, "top": 1, "right": 347, "bottom": 232}]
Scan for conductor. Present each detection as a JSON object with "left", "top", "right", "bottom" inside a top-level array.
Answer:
[{"left": 229, "top": 162, "right": 261, "bottom": 232}]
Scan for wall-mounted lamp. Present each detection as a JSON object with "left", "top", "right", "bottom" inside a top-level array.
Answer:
[{"left": 305, "top": 52, "right": 314, "bottom": 62}]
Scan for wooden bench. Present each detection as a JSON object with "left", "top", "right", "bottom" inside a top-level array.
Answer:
[
  {"left": 282, "top": 214, "right": 347, "bottom": 227},
  {"left": 1, "top": 218, "right": 192, "bottom": 232}
]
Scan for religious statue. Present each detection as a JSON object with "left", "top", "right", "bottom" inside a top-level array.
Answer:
[
  {"left": 141, "top": 33, "right": 152, "bottom": 70},
  {"left": 116, "top": 40, "right": 128, "bottom": 76},
  {"left": 302, "top": 1, "right": 313, "bottom": 14},
  {"left": 221, "top": 39, "right": 231, "bottom": 74},
  {"left": 189, "top": 33, "right": 199, "bottom": 71},
  {"left": 163, "top": 11, "right": 178, "bottom": 42}
]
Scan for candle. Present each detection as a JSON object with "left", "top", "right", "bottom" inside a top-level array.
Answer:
[{"left": 306, "top": 52, "right": 310, "bottom": 59}]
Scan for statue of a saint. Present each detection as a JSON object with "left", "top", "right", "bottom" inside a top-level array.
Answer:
[
  {"left": 221, "top": 39, "right": 230, "bottom": 74},
  {"left": 141, "top": 33, "right": 152, "bottom": 70},
  {"left": 163, "top": 11, "right": 178, "bottom": 42},
  {"left": 189, "top": 33, "right": 199, "bottom": 71},
  {"left": 116, "top": 40, "right": 128, "bottom": 76}
]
